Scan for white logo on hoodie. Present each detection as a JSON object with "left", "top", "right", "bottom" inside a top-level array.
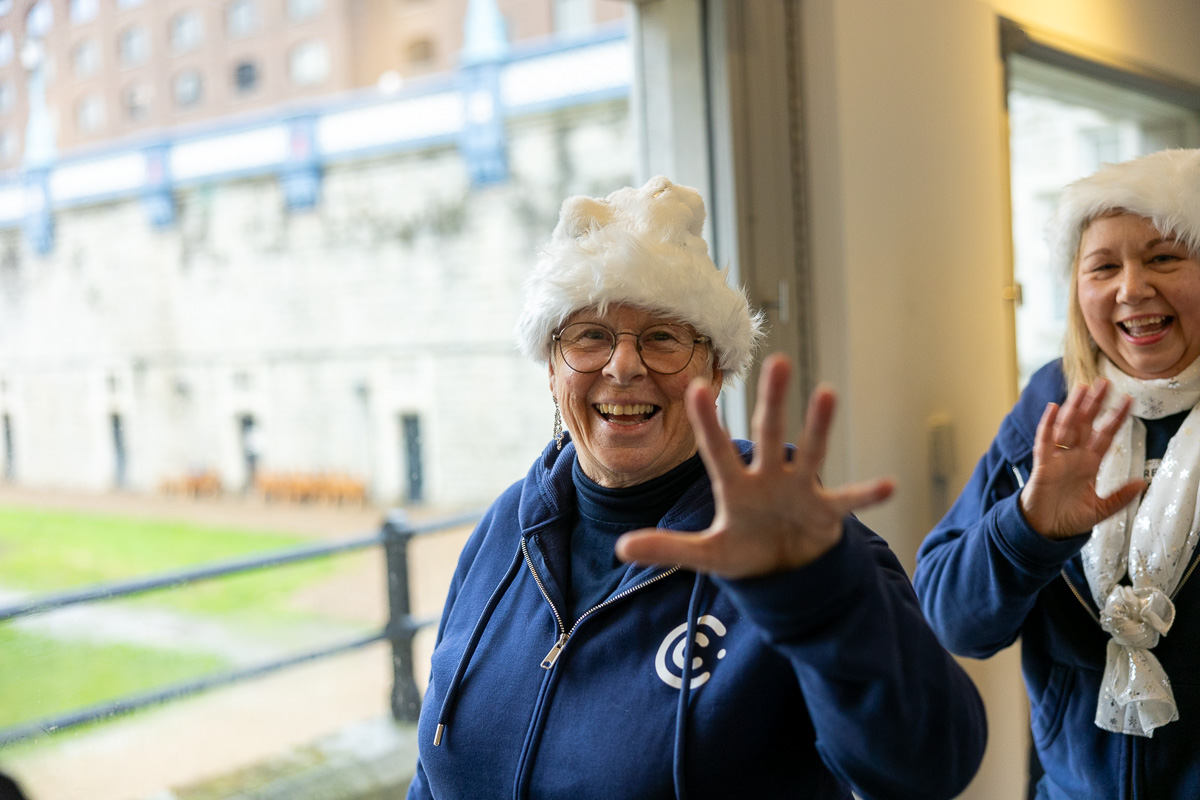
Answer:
[{"left": 655, "top": 615, "right": 727, "bottom": 689}]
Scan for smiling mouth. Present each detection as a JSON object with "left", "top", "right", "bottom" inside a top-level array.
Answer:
[
  {"left": 1120, "top": 315, "right": 1173, "bottom": 338},
  {"left": 595, "top": 403, "right": 660, "bottom": 424}
]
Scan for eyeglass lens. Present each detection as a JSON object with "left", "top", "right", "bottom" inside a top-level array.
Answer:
[{"left": 556, "top": 322, "right": 700, "bottom": 374}]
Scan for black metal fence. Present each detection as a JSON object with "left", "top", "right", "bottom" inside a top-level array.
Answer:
[{"left": 0, "top": 507, "right": 481, "bottom": 748}]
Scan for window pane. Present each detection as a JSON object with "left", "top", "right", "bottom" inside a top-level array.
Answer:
[
  {"left": 170, "top": 11, "right": 204, "bottom": 54},
  {"left": 71, "top": 39, "right": 99, "bottom": 77},
  {"left": 118, "top": 26, "right": 150, "bottom": 67},
  {"left": 289, "top": 40, "right": 329, "bottom": 86},
  {"left": 69, "top": 0, "right": 97, "bottom": 24},
  {"left": 227, "top": 0, "right": 259, "bottom": 38},
  {"left": 0, "top": 3, "right": 638, "bottom": 798},
  {"left": 173, "top": 68, "right": 202, "bottom": 107},
  {"left": 1007, "top": 55, "right": 1200, "bottom": 386}
]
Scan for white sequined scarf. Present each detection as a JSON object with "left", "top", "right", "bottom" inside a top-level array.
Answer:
[{"left": 1083, "top": 355, "right": 1200, "bottom": 736}]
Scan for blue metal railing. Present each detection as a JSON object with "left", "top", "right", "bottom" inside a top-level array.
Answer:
[{"left": 0, "top": 507, "right": 481, "bottom": 747}]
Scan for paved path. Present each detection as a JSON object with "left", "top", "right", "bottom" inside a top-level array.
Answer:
[{"left": 0, "top": 487, "right": 471, "bottom": 800}]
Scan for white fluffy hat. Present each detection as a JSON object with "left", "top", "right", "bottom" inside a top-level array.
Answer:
[
  {"left": 515, "top": 176, "right": 765, "bottom": 382},
  {"left": 1049, "top": 148, "right": 1200, "bottom": 275}
]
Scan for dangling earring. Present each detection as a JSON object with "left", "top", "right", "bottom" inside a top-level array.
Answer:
[{"left": 553, "top": 399, "right": 564, "bottom": 451}]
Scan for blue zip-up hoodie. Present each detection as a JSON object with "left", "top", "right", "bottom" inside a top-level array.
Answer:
[
  {"left": 915, "top": 360, "right": 1200, "bottom": 800},
  {"left": 408, "top": 438, "right": 986, "bottom": 800}
]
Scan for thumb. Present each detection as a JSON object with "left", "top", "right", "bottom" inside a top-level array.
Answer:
[{"left": 616, "top": 527, "right": 712, "bottom": 570}]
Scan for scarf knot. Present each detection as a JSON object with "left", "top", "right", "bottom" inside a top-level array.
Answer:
[{"left": 1100, "top": 585, "right": 1174, "bottom": 647}]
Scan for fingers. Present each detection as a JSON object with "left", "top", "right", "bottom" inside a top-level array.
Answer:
[
  {"left": 799, "top": 384, "right": 836, "bottom": 469},
  {"left": 1095, "top": 479, "right": 1147, "bottom": 521},
  {"left": 1053, "top": 379, "right": 1113, "bottom": 448},
  {"left": 685, "top": 379, "right": 741, "bottom": 477},
  {"left": 828, "top": 477, "right": 895, "bottom": 516},
  {"left": 1088, "top": 394, "right": 1133, "bottom": 453},
  {"left": 615, "top": 527, "right": 714, "bottom": 572},
  {"left": 1032, "top": 401, "right": 1061, "bottom": 457},
  {"left": 750, "top": 354, "right": 792, "bottom": 470}
]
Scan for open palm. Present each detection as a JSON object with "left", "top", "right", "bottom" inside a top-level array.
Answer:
[
  {"left": 615, "top": 354, "right": 894, "bottom": 579},
  {"left": 1020, "top": 379, "right": 1144, "bottom": 540}
]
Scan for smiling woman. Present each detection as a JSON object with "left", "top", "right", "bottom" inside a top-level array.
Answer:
[
  {"left": 406, "top": 176, "right": 986, "bottom": 800},
  {"left": 917, "top": 149, "right": 1200, "bottom": 799}
]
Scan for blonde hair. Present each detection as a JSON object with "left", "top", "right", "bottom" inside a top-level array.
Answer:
[{"left": 1062, "top": 250, "right": 1100, "bottom": 390}]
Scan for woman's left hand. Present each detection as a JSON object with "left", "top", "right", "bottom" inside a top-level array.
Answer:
[{"left": 615, "top": 353, "right": 895, "bottom": 579}]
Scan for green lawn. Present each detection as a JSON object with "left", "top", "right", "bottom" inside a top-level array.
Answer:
[
  {"left": 0, "top": 505, "right": 379, "bottom": 748},
  {"left": 0, "top": 627, "right": 228, "bottom": 731},
  {"left": 0, "top": 506, "right": 357, "bottom": 620}
]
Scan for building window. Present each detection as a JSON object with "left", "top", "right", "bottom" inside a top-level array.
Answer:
[
  {"left": 0, "top": 81, "right": 12, "bottom": 113},
  {"left": 118, "top": 26, "right": 150, "bottom": 67},
  {"left": 0, "top": 32, "right": 13, "bottom": 68},
  {"left": 123, "top": 82, "right": 151, "bottom": 121},
  {"left": 75, "top": 93, "right": 105, "bottom": 133},
  {"left": 173, "top": 69, "right": 202, "bottom": 108},
  {"left": 286, "top": 0, "right": 322, "bottom": 22},
  {"left": 170, "top": 10, "right": 204, "bottom": 54},
  {"left": 69, "top": 0, "right": 98, "bottom": 24},
  {"left": 288, "top": 40, "right": 329, "bottom": 87},
  {"left": 117, "top": 0, "right": 145, "bottom": 8},
  {"left": 407, "top": 38, "right": 434, "bottom": 66},
  {"left": 233, "top": 60, "right": 259, "bottom": 94},
  {"left": 0, "top": 1, "right": 10, "bottom": 17},
  {"left": 226, "top": 0, "right": 259, "bottom": 38},
  {"left": 71, "top": 38, "right": 100, "bottom": 77}
]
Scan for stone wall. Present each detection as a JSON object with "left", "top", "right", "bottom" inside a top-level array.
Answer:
[{"left": 0, "top": 97, "right": 633, "bottom": 508}]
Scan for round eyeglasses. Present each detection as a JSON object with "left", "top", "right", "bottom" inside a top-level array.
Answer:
[{"left": 552, "top": 322, "right": 710, "bottom": 375}]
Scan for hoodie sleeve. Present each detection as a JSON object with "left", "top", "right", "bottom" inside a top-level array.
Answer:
[
  {"left": 715, "top": 518, "right": 987, "bottom": 800},
  {"left": 912, "top": 434, "right": 1088, "bottom": 659}
]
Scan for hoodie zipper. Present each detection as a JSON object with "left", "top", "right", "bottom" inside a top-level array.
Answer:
[{"left": 520, "top": 537, "right": 680, "bottom": 669}]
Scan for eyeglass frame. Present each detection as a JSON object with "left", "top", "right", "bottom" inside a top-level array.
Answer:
[{"left": 550, "top": 321, "right": 712, "bottom": 375}]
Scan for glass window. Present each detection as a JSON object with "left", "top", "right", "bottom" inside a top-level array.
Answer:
[
  {"left": 0, "top": 81, "right": 11, "bottom": 113},
  {"left": 0, "top": 1, "right": 10, "bottom": 17},
  {"left": 233, "top": 60, "right": 259, "bottom": 93},
  {"left": 118, "top": 26, "right": 150, "bottom": 67},
  {"left": 173, "top": 68, "right": 202, "bottom": 107},
  {"left": 75, "top": 93, "right": 105, "bottom": 132},
  {"left": 1007, "top": 54, "right": 1200, "bottom": 386},
  {"left": 71, "top": 38, "right": 99, "bottom": 77},
  {"left": 288, "top": 40, "right": 329, "bottom": 87},
  {"left": 286, "top": 0, "right": 322, "bottom": 22},
  {"left": 0, "top": 4, "right": 641, "bottom": 797},
  {"left": 123, "top": 82, "right": 151, "bottom": 121},
  {"left": 0, "top": 32, "right": 12, "bottom": 67},
  {"left": 69, "top": 0, "right": 98, "bottom": 24},
  {"left": 226, "top": 0, "right": 259, "bottom": 38},
  {"left": 25, "top": 1, "right": 52, "bottom": 38},
  {"left": 170, "top": 10, "right": 204, "bottom": 54},
  {"left": 117, "top": 0, "right": 146, "bottom": 8}
]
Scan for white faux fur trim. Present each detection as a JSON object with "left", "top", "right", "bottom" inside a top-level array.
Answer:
[
  {"left": 515, "top": 176, "right": 765, "bottom": 382},
  {"left": 1049, "top": 148, "right": 1200, "bottom": 276}
]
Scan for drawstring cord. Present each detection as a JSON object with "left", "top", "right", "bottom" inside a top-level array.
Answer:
[
  {"left": 433, "top": 545, "right": 525, "bottom": 747},
  {"left": 673, "top": 572, "right": 707, "bottom": 800}
]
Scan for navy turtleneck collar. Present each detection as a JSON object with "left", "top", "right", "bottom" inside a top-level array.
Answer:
[{"left": 572, "top": 453, "right": 707, "bottom": 526}]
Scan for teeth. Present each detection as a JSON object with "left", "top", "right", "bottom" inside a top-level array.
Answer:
[
  {"left": 597, "top": 403, "right": 655, "bottom": 415},
  {"left": 1121, "top": 316, "right": 1169, "bottom": 333}
]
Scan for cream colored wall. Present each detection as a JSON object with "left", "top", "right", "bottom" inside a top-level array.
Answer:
[{"left": 799, "top": 0, "right": 1200, "bottom": 797}]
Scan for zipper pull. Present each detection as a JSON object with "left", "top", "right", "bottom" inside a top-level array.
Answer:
[{"left": 541, "top": 632, "right": 568, "bottom": 669}]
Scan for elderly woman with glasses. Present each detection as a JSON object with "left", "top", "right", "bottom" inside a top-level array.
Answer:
[{"left": 407, "top": 177, "right": 986, "bottom": 800}]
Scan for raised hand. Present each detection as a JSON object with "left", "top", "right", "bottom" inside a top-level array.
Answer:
[
  {"left": 614, "top": 353, "right": 894, "bottom": 579},
  {"left": 1019, "top": 379, "right": 1144, "bottom": 540}
]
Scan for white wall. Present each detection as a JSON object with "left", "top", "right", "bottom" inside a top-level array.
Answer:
[{"left": 799, "top": 0, "right": 1200, "bottom": 797}]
